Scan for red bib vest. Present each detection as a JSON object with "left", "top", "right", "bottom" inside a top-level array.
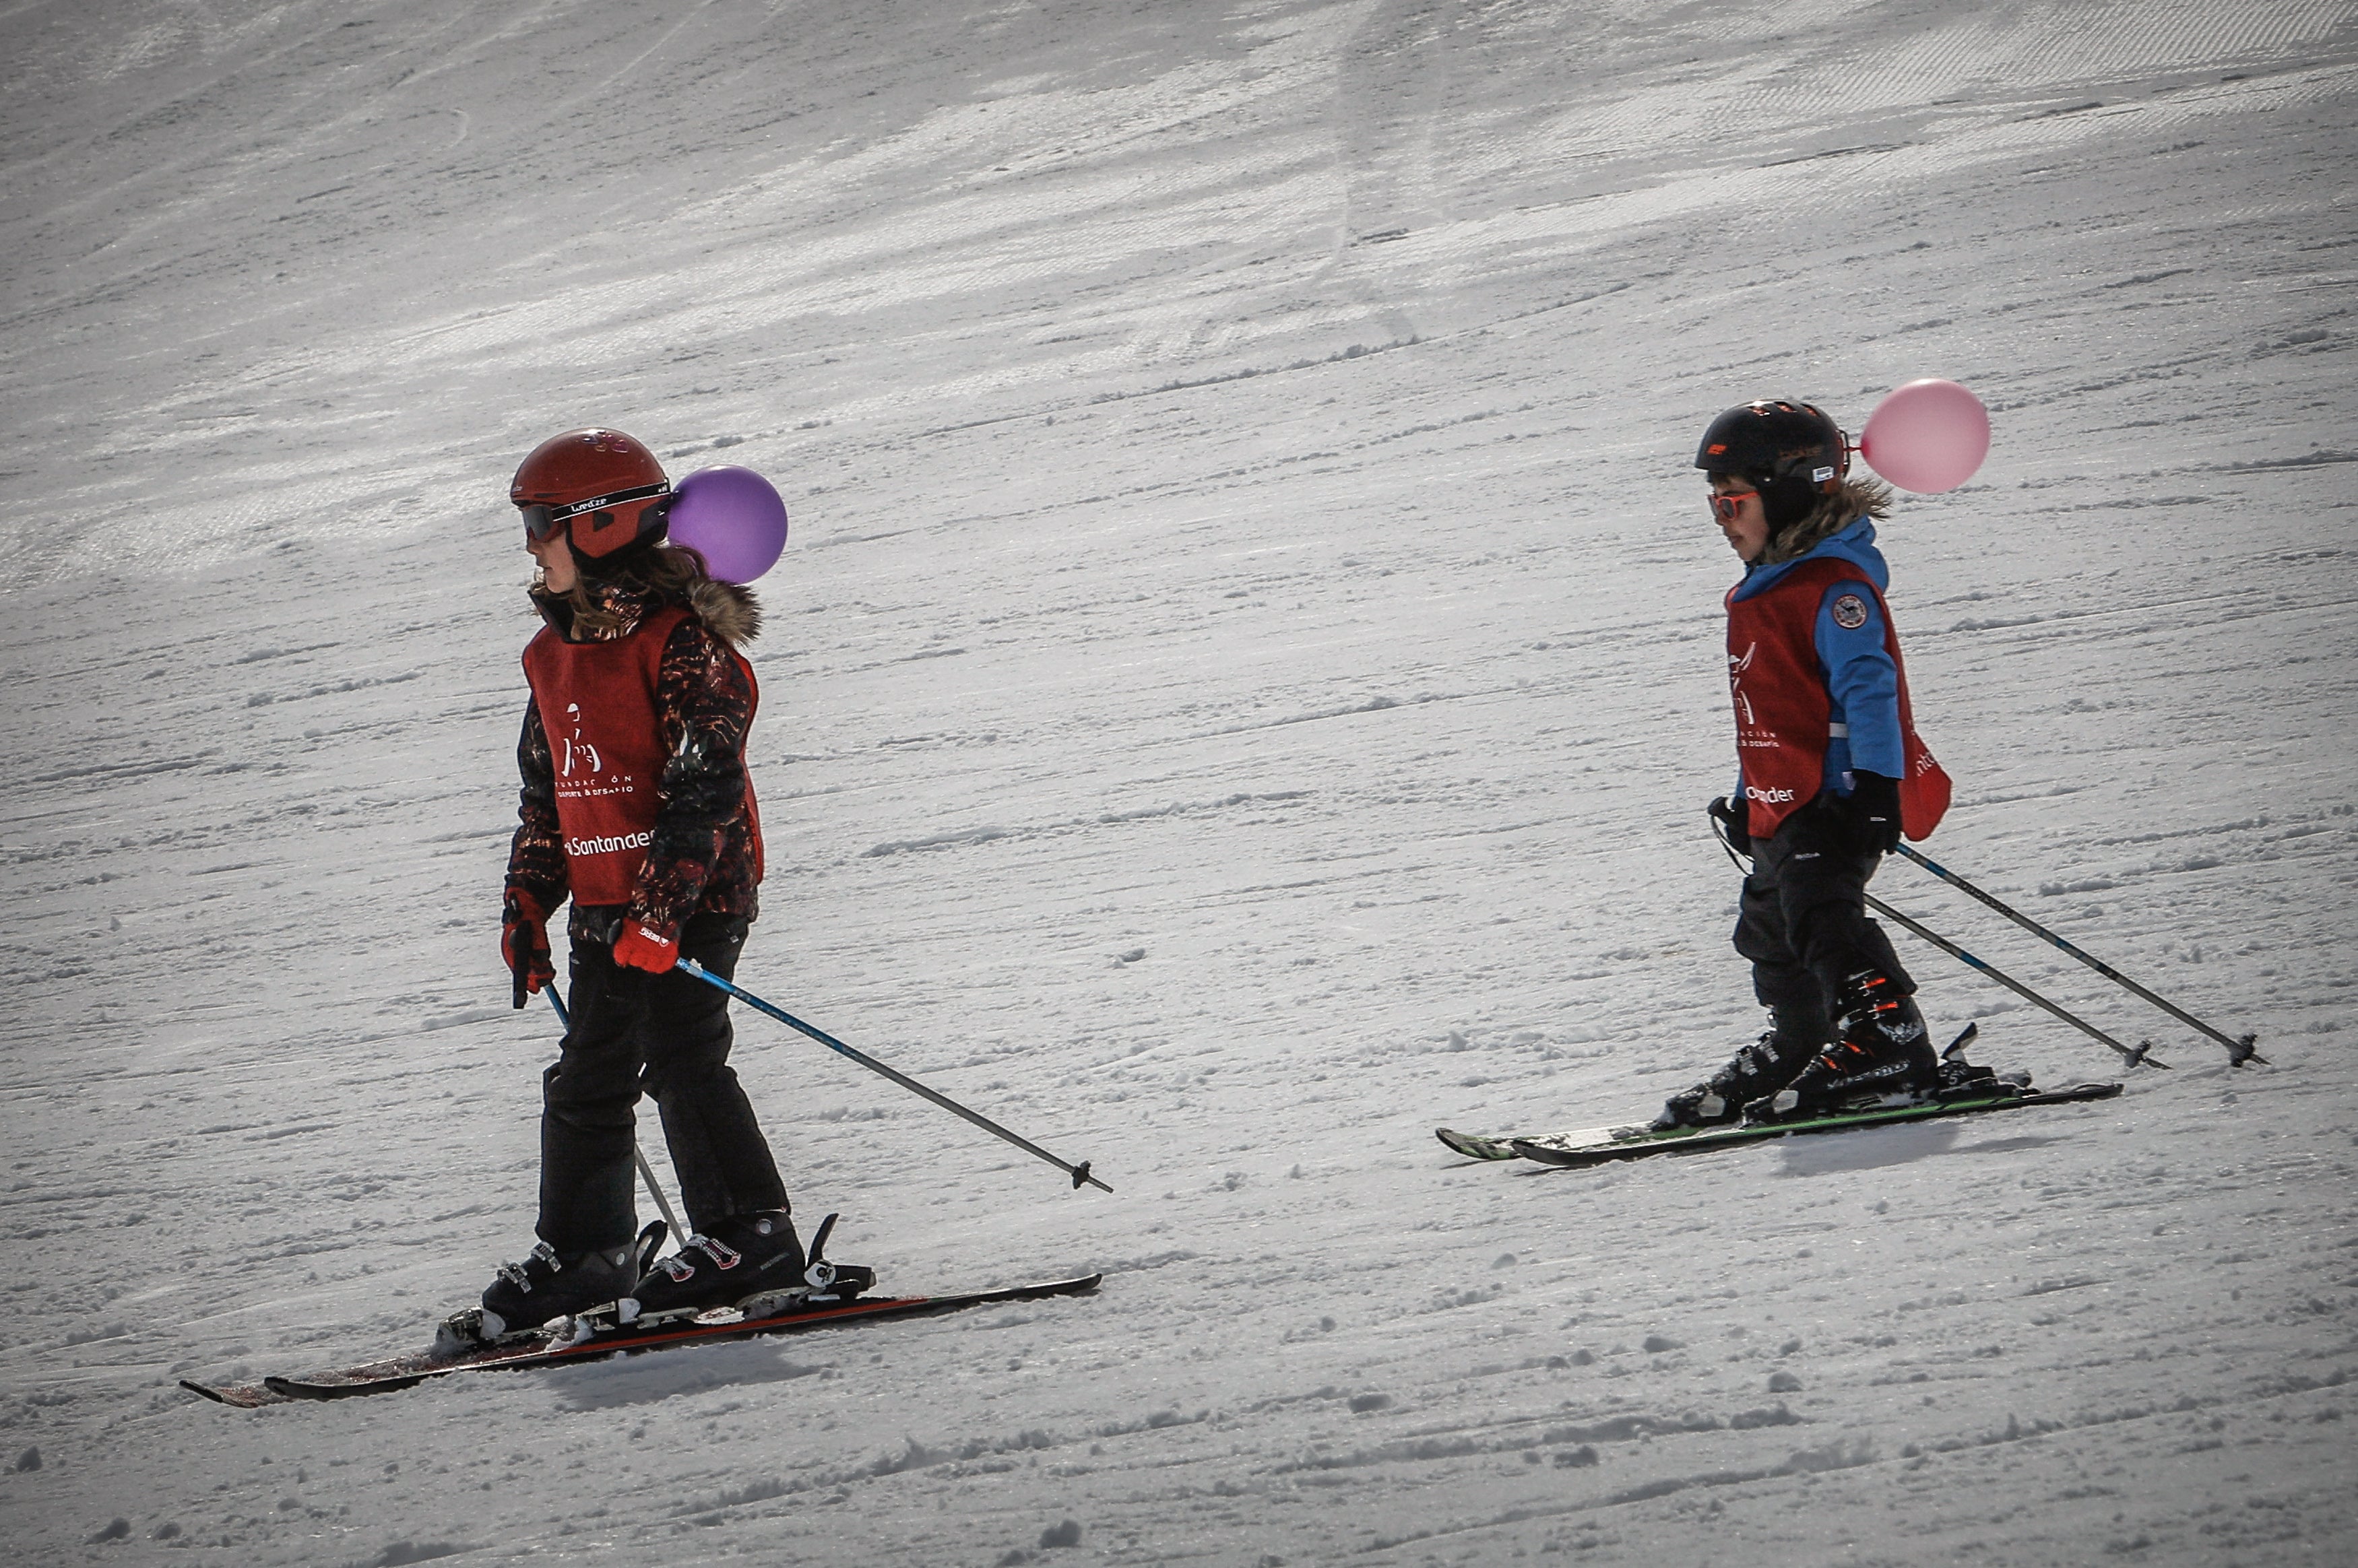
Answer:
[
  {"left": 1725, "top": 557, "right": 1950, "bottom": 841},
  {"left": 521, "top": 606, "right": 763, "bottom": 906}
]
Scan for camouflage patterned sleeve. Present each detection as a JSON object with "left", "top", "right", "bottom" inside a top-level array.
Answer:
[
  {"left": 505, "top": 696, "right": 571, "bottom": 915},
  {"left": 626, "top": 616, "right": 760, "bottom": 936}
]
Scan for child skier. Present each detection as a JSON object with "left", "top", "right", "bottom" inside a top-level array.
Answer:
[
  {"left": 1659, "top": 399, "right": 1952, "bottom": 1129},
  {"left": 471, "top": 427, "right": 817, "bottom": 1341}
]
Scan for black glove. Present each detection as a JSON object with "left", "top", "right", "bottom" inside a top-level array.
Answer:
[
  {"left": 1708, "top": 795, "right": 1752, "bottom": 859},
  {"left": 1839, "top": 771, "right": 1903, "bottom": 857}
]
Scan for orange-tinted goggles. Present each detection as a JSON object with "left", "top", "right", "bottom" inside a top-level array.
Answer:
[{"left": 1708, "top": 489, "right": 1759, "bottom": 523}]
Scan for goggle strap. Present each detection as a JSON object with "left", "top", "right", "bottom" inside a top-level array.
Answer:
[{"left": 528, "top": 482, "right": 672, "bottom": 525}]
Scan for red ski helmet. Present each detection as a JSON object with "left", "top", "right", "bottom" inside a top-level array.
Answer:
[
  {"left": 510, "top": 428, "right": 673, "bottom": 560},
  {"left": 1693, "top": 399, "right": 1851, "bottom": 490}
]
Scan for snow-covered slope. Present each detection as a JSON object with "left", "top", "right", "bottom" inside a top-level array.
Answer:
[{"left": 4, "top": 2, "right": 2353, "bottom": 1563}]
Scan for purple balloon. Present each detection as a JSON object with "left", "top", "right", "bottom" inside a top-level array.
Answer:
[
  {"left": 667, "top": 465, "right": 788, "bottom": 583},
  {"left": 1858, "top": 379, "right": 1990, "bottom": 494}
]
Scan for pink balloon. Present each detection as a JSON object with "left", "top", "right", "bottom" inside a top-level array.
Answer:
[
  {"left": 666, "top": 465, "right": 788, "bottom": 583},
  {"left": 1858, "top": 379, "right": 1990, "bottom": 494}
]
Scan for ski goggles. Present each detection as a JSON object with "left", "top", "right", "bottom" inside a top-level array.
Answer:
[
  {"left": 1707, "top": 488, "right": 1760, "bottom": 523},
  {"left": 519, "top": 483, "right": 673, "bottom": 541}
]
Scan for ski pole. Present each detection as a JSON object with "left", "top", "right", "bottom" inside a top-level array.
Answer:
[
  {"left": 1705, "top": 804, "right": 2163, "bottom": 1072},
  {"left": 1865, "top": 892, "right": 2165, "bottom": 1071},
  {"left": 676, "top": 960, "right": 1112, "bottom": 1194},
  {"left": 1895, "top": 844, "right": 2261, "bottom": 1066},
  {"left": 543, "top": 987, "right": 685, "bottom": 1236}
]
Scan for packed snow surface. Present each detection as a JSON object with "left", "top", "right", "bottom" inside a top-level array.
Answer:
[{"left": 4, "top": 1, "right": 2355, "bottom": 1564}]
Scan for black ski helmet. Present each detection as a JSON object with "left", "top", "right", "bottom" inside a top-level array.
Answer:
[
  {"left": 1694, "top": 399, "right": 1852, "bottom": 537},
  {"left": 1694, "top": 399, "right": 1852, "bottom": 483}
]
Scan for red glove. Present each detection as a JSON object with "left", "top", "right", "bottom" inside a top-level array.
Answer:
[
  {"left": 502, "top": 890, "right": 554, "bottom": 1008},
  {"left": 611, "top": 919, "right": 680, "bottom": 975}
]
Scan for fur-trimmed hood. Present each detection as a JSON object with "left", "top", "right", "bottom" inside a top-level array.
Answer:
[
  {"left": 686, "top": 577, "right": 762, "bottom": 648},
  {"left": 1730, "top": 480, "right": 1899, "bottom": 604},
  {"left": 1757, "top": 477, "right": 1892, "bottom": 566}
]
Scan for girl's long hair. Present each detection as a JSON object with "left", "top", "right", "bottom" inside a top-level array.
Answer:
[
  {"left": 540, "top": 538, "right": 718, "bottom": 639},
  {"left": 583, "top": 537, "right": 711, "bottom": 601}
]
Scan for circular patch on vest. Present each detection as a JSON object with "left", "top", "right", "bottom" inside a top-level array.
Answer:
[{"left": 1830, "top": 593, "right": 1870, "bottom": 630}]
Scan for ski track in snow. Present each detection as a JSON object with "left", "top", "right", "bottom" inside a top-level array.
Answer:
[{"left": 3, "top": 2, "right": 2355, "bottom": 1564}]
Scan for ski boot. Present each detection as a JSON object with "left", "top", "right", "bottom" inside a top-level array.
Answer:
[
  {"left": 436, "top": 1221, "right": 667, "bottom": 1352},
  {"left": 1744, "top": 969, "right": 1938, "bottom": 1124},
  {"left": 618, "top": 1210, "right": 874, "bottom": 1326},
  {"left": 1653, "top": 1017, "right": 1816, "bottom": 1130}
]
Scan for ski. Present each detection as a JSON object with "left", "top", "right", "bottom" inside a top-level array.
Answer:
[
  {"left": 181, "top": 1273, "right": 1102, "bottom": 1408},
  {"left": 1438, "top": 1124, "right": 1580, "bottom": 1161},
  {"left": 1502, "top": 1082, "right": 2121, "bottom": 1168}
]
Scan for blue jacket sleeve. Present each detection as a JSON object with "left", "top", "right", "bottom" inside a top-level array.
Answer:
[{"left": 1815, "top": 583, "right": 1904, "bottom": 781}]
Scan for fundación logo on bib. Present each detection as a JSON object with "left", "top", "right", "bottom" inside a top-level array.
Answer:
[{"left": 560, "top": 703, "right": 602, "bottom": 777}]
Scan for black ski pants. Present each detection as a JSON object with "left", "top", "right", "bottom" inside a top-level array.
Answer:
[
  {"left": 1733, "top": 793, "right": 1916, "bottom": 1050},
  {"left": 538, "top": 908, "right": 789, "bottom": 1254}
]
